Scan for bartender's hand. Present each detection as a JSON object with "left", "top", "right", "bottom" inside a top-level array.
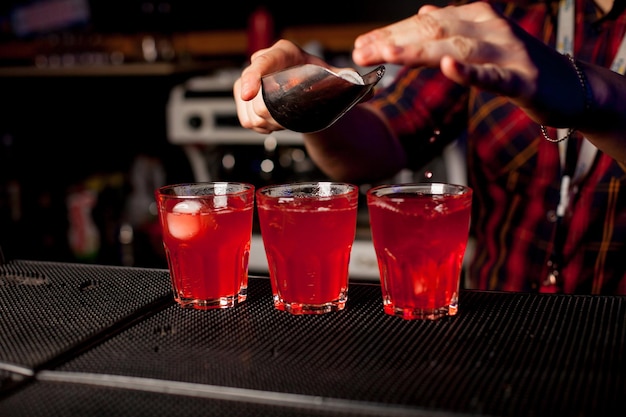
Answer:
[
  {"left": 351, "top": 1, "right": 584, "bottom": 129},
  {"left": 234, "top": 40, "right": 330, "bottom": 134}
]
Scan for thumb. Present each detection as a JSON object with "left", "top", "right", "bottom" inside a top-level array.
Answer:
[{"left": 440, "top": 56, "right": 514, "bottom": 97}]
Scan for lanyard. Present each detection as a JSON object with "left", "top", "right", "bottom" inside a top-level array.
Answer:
[
  {"left": 556, "top": 1, "right": 594, "bottom": 190},
  {"left": 546, "top": 0, "right": 626, "bottom": 288},
  {"left": 554, "top": 0, "right": 626, "bottom": 212}
]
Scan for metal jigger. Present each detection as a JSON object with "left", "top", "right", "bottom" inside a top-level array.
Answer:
[{"left": 261, "top": 64, "right": 385, "bottom": 133}]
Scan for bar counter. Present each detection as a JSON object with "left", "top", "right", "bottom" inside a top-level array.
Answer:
[{"left": 0, "top": 260, "right": 624, "bottom": 416}]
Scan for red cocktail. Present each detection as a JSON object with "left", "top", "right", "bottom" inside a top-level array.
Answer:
[
  {"left": 155, "top": 182, "right": 255, "bottom": 309},
  {"left": 367, "top": 183, "right": 472, "bottom": 320},
  {"left": 256, "top": 182, "right": 359, "bottom": 314}
]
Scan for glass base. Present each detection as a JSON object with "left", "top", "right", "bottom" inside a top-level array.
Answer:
[
  {"left": 383, "top": 303, "right": 458, "bottom": 320},
  {"left": 273, "top": 294, "right": 346, "bottom": 315},
  {"left": 175, "top": 291, "right": 247, "bottom": 310}
]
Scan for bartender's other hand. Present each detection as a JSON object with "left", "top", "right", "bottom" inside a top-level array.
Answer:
[
  {"left": 234, "top": 40, "right": 330, "bottom": 134},
  {"left": 351, "top": 2, "right": 583, "bottom": 128},
  {"left": 351, "top": 2, "right": 538, "bottom": 96}
]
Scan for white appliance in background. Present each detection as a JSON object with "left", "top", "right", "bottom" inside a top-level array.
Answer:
[
  {"left": 166, "top": 69, "right": 303, "bottom": 182},
  {"left": 166, "top": 69, "right": 381, "bottom": 280}
]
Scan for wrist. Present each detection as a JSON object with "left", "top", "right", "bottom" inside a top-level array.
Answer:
[{"left": 541, "top": 54, "right": 593, "bottom": 143}]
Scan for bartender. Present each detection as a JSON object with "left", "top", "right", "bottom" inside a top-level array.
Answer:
[{"left": 234, "top": 0, "right": 626, "bottom": 295}]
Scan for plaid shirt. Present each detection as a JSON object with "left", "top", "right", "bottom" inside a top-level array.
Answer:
[{"left": 368, "top": 0, "right": 626, "bottom": 294}]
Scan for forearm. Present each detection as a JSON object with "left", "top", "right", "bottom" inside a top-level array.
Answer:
[
  {"left": 575, "top": 61, "right": 626, "bottom": 164},
  {"left": 302, "top": 104, "right": 408, "bottom": 183}
]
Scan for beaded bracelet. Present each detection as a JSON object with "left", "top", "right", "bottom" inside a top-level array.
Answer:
[{"left": 541, "top": 54, "right": 592, "bottom": 143}]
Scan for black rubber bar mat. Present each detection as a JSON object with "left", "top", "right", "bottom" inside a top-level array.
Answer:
[
  {"left": 0, "top": 378, "right": 445, "bottom": 417},
  {"left": 0, "top": 261, "right": 173, "bottom": 376},
  {"left": 1, "top": 261, "right": 625, "bottom": 416},
  {"left": 2, "top": 272, "right": 624, "bottom": 416}
]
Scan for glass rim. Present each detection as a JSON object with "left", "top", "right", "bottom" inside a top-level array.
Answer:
[
  {"left": 367, "top": 182, "right": 472, "bottom": 197},
  {"left": 256, "top": 181, "right": 358, "bottom": 197},
  {"left": 156, "top": 182, "right": 255, "bottom": 198}
]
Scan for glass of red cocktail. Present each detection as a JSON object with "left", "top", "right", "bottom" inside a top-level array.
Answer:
[
  {"left": 367, "top": 183, "right": 473, "bottom": 320},
  {"left": 256, "top": 182, "right": 359, "bottom": 314},
  {"left": 155, "top": 182, "right": 255, "bottom": 309}
]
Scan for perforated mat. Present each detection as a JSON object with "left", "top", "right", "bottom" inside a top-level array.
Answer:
[
  {"left": 0, "top": 261, "right": 172, "bottom": 371},
  {"left": 0, "top": 261, "right": 624, "bottom": 417}
]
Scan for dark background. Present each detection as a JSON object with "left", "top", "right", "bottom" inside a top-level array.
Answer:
[
  {"left": 0, "top": 0, "right": 447, "bottom": 267},
  {"left": 0, "top": 1, "right": 445, "bottom": 38}
]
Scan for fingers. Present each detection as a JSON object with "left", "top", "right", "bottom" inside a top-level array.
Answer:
[
  {"left": 235, "top": 40, "right": 315, "bottom": 132},
  {"left": 234, "top": 85, "right": 283, "bottom": 134},
  {"left": 238, "top": 40, "right": 301, "bottom": 101},
  {"left": 440, "top": 55, "right": 517, "bottom": 96},
  {"left": 352, "top": 2, "right": 505, "bottom": 67},
  {"left": 234, "top": 74, "right": 287, "bottom": 134}
]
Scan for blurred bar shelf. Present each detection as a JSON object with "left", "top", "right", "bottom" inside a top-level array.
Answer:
[
  {"left": 0, "top": 61, "right": 220, "bottom": 78},
  {"left": 0, "top": 23, "right": 386, "bottom": 79},
  {"left": 0, "top": 62, "right": 215, "bottom": 77}
]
